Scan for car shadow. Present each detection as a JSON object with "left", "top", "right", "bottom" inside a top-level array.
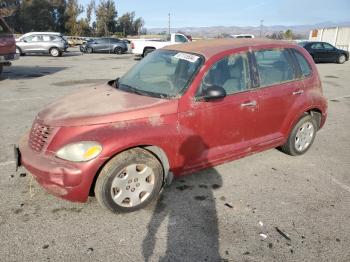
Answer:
[
  {"left": 142, "top": 136, "right": 223, "bottom": 261},
  {"left": 0, "top": 66, "right": 67, "bottom": 80}
]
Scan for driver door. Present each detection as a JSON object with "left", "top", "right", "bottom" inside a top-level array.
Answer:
[{"left": 178, "top": 52, "right": 259, "bottom": 172}]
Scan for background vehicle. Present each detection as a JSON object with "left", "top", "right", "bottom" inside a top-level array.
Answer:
[
  {"left": 17, "top": 39, "right": 327, "bottom": 213},
  {"left": 80, "top": 38, "right": 128, "bottom": 54},
  {"left": 299, "top": 41, "right": 349, "bottom": 64},
  {"left": 16, "top": 32, "right": 69, "bottom": 57},
  {"left": 232, "top": 34, "right": 255, "bottom": 38},
  {"left": 0, "top": 17, "right": 18, "bottom": 75},
  {"left": 131, "top": 33, "right": 189, "bottom": 57}
]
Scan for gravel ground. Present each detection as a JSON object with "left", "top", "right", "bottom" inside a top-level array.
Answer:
[{"left": 0, "top": 48, "right": 349, "bottom": 262}]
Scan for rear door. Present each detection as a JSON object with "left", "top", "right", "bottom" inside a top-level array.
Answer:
[
  {"left": 322, "top": 43, "right": 339, "bottom": 62},
  {"left": 252, "top": 48, "right": 300, "bottom": 147}
]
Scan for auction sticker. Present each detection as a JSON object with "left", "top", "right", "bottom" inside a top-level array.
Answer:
[{"left": 174, "top": 52, "right": 200, "bottom": 63}]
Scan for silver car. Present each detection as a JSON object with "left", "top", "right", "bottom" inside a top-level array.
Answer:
[{"left": 16, "top": 32, "right": 68, "bottom": 57}]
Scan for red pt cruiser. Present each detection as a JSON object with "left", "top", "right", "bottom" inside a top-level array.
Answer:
[{"left": 16, "top": 39, "right": 327, "bottom": 213}]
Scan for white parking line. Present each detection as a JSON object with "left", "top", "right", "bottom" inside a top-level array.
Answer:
[
  {"left": 331, "top": 177, "right": 350, "bottom": 193},
  {"left": 0, "top": 97, "right": 45, "bottom": 102},
  {"left": 0, "top": 161, "right": 14, "bottom": 166},
  {"left": 329, "top": 94, "right": 350, "bottom": 101}
]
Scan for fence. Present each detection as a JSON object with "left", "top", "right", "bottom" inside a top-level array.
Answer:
[{"left": 309, "top": 27, "right": 350, "bottom": 51}]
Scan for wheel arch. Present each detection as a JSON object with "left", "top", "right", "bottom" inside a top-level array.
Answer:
[
  {"left": 89, "top": 144, "right": 172, "bottom": 196},
  {"left": 284, "top": 106, "right": 324, "bottom": 140},
  {"left": 142, "top": 46, "right": 156, "bottom": 55}
]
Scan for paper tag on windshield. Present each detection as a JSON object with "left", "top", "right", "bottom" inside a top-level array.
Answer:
[{"left": 174, "top": 52, "right": 200, "bottom": 63}]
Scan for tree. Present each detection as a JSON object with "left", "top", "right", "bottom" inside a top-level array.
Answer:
[
  {"left": 284, "top": 29, "right": 293, "bottom": 40},
  {"left": 95, "top": 0, "right": 117, "bottom": 36},
  {"left": 116, "top": 11, "right": 145, "bottom": 37},
  {"left": 64, "top": 0, "right": 84, "bottom": 35}
]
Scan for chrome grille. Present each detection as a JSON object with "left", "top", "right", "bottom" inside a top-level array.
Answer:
[{"left": 29, "top": 123, "right": 53, "bottom": 152}]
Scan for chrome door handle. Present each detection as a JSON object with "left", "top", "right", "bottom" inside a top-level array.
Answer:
[
  {"left": 241, "top": 101, "right": 257, "bottom": 107},
  {"left": 293, "top": 90, "right": 304, "bottom": 95}
]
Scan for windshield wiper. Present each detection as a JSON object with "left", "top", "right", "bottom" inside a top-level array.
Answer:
[{"left": 119, "top": 83, "right": 153, "bottom": 97}]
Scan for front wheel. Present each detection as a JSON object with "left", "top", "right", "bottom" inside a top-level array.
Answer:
[
  {"left": 337, "top": 54, "right": 346, "bottom": 64},
  {"left": 95, "top": 148, "right": 163, "bottom": 213},
  {"left": 50, "top": 47, "right": 61, "bottom": 57},
  {"left": 280, "top": 114, "right": 317, "bottom": 156},
  {"left": 86, "top": 47, "right": 93, "bottom": 54}
]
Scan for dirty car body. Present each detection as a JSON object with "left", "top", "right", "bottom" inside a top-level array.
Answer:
[
  {"left": 17, "top": 39, "right": 327, "bottom": 212},
  {"left": 0, "top": 17, "right": 19, "bottom": 74}
]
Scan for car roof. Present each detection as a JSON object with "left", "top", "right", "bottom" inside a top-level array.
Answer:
[
  {"left": 163, "top": 38, "right": 297, "bottom": 59},
  {"left": 22, "top": 32, "right": 62, "bottom": 37}
]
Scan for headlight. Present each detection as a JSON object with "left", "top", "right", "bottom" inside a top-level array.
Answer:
[{"left": 56, "top": 142, "right": 102, "bottom": 162}]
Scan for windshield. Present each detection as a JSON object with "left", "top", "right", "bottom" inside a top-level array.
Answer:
[{"left": 119, "top": 50, "right": 204, "bottom": 98}]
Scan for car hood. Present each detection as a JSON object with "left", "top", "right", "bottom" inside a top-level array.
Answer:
[{"left": 37, "top": 83, "right": 178, "bottom": 127}]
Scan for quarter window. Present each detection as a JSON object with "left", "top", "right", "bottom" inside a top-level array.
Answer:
[
  {"left": 293, "top": 50, "right": 312, "bottom": 77},
  {"left": 199, "top": 53, "right": 250, "bottom": 96},
  {"left": 323, "top": 43, "right": 334, "bottom": 50},
  {"left": 255, "top": 49, "right": 295, "bottom": 87}
]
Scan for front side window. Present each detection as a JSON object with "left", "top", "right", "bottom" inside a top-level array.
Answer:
[
  {"left": 255, "top": 49, "right": 295, "bottom": 87},
  {"left": 293, "top": 50, "right": 312, "bottom": 77},
  {"left": 311, "top": 43, "right": 323, "bottom": 49},
  {"left": 198, "top": 53, "right": 250, "bottom": 96},
  {"left": 119, "top": 50, "right": 203, "bottom": 98}
]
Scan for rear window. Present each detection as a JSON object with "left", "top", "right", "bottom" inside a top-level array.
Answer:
[
  {"left": 293, "top": 50, "right": 312, "bottom": 77},
  {"left": 0, "top": 19, "right": 11, "bottom": 34},
  {"left": 255, "top": 49, "right": 295, "bottom": 87}
]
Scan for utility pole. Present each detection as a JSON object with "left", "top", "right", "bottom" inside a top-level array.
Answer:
[
  {"left": 260, "top": 20, "right": 264, "bottom": 38},
  {"left": 168, "top": 13, "right": 171, "bottom": 35}
]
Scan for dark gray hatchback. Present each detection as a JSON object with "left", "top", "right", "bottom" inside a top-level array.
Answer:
[{"left": 80, "top": 38, "right": 128, "bottom": 54}]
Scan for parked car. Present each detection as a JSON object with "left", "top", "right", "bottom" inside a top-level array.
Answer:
[
  {"left": 233, "top": 34, "right": 255, "bottom": 38},
  {"left": 131, "top": 33, "right": 189, "bottom": 57},
  {"left": 16, "top": 32, "right": 69, "bottom": 57},
  {"left": 0, "top": 17, "right": 19, "bottom": 75},
  {"left": 299, "top": 41, "right": 349, "bottom": 64},
  {"left": 80, "top": 38, "right": 128, "bottom": 54},
  {"left": 16, "top": 39, "right": 327, "bottom": 213}
]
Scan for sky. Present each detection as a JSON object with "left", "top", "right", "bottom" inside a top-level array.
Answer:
[{"left": 80, "top": 0, "right": 350, "bottom": 28}]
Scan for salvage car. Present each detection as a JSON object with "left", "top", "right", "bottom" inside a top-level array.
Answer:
[
  {"left": 16, "top": 39, "right": 327, "bottom": 213},
  {"left": 0, "top": 17, "right": 18, "bottom": 75},
  {"left": 299, "top": 41, "right": 349, "bottom": 64}
]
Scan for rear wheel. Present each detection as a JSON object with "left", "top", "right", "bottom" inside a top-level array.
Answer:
[
  {"left": 50, "top": 47, "right": 61, "bottom": 57},
  {"left": 95, "top": 148, "right": 163, "bottom": 213},
  {"left": 281, "top": 114, "right": 317, "bottom": 156},
  {"left": 114, "top": 47, "right": 123, "bottom": 54},
  {"left": 337, "top": 54, "right": 346, "bottom": 64}
]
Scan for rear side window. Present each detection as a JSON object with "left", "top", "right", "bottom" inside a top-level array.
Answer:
[
  {"left": 255, "top": 49, "right": 295, "bottom": 87},
  {"left": 311, "top": 43, "right": 323, "bottom": 49},
  {"left": 293, "top": 50, "right": 312, "bottom": 77}
]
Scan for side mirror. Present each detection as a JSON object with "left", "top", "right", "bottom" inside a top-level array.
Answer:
[{"left": 203, "top": 85, "right": 226, "bottom": 101}]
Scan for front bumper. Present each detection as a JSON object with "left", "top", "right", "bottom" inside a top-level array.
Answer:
[{"left": 17, "top": 133, "right": 106, "bottom": 202}]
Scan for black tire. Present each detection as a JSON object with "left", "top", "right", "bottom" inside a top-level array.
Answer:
[
  {"left": 114, "top": 47, "right": 123, "bottom": 54},
  {"left": 95, "top": 148, "right": 163, "bottom": 213},
  {"left": 143, "top": 48, "right": 155, "bottom": 57},
  {"left": 337, "top": 54, "right": 346, "bottom": 64},
  {"left": 280, "top": 114, "right": 317, "bottom": 156},
  {"left": 86, "top": 47, "right": 93, "bottom": 54},
  {"left": 49, "top": 47, "right": 61, "bottom": 57},
  {"left": 16, "top": 46, "right": 22, "bottom": 55}
]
